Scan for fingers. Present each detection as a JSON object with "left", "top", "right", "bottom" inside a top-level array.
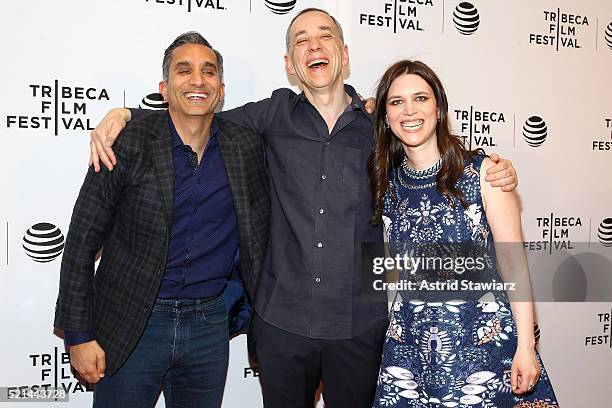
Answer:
[
  {"left": 485, "top": 166, "right": 509, "bottom": 180},
  {"left": 90, "top": 114, "right": 122, "bottom": 172},
  {"left": 485, "top": 158, "right": 518, "bottom": 190},
  {"left": 92, "top": 130, "right": 114, "bottom": 172},
  {"left": 513, "top": 367, "right": 540, "bottom": 394},
  {"left": 501, "top": 181, "right": 519, "bottom": 192},
  {"left": 489, "top": 153, "right": 500, "bottom": 163},
  {"left": 70, "top": 341, "right": 105, "bottom": 384},
  {"left": 96, "top": 351, "right": 106, "bottom": 379},
  {"left": 487, "top": 174, "right": 515, "bottom": 187},
  {"left": 365, "top": 97, "right": 376, "bottom": 114},
  {"left": 90, "top": 140, "right": 101, "bottom": 172},
  {"left": 485, "top": 159, "right": 511, "bottom": 176},
  {"left": 511, "top": 365, "right": 519, "bottom": 393},
  {"left": 73, "top": 358, "right": 101, "bottom": 384}
]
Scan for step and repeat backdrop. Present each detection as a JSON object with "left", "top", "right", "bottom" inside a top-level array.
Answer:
[{"left": 1, "top": 0, "right": 611, "bottom": 406}]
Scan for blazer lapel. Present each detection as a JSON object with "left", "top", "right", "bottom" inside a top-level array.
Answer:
[{"left": 147, "top": 115, "right": 175, "bottom": 230}]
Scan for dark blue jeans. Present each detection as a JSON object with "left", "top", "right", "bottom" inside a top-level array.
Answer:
[{"left": 93, "top": 294, "right": 229, "bottom": 408}]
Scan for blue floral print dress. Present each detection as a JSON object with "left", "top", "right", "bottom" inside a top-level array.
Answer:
[{"left": 372, "top": 155, "right": 559, "bottom": 408}]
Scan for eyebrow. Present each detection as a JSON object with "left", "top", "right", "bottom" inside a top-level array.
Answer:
[
  {"left": 387, "top": 91, "right": 430, "bottom": 99},
  {"left": 293, "top": 25, "right": 334, "bottom": 39},
  {"left": 174, "top": 60, "right": 218, "bottom": 70}
]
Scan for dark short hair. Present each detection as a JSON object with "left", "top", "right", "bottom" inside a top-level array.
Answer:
[
  {"left": 285, "top": 8, "right": 344, "bottom": 50},
  {"left": 162, "top": 31, "right": 224, "bottom": 82}
]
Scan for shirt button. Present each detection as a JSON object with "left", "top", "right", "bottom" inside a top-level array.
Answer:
[
  {"left": 319, "top": 208, "right": 325, "bottom": 214},
  {"left": 314, "top": 277, "right": 321, "bottom": 283},
  {"left": 317, "top": 242, "right": 323, "bottom": 248},
  {"left": 321, "top": 174, "right": 327, "bottom": 180},
  {"left": 324, "top": 142, "right": 330, "bottom": 146}
]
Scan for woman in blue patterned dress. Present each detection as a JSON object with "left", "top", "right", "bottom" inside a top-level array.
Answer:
[{"left": 368, "top": 60, "right": 558, "bottom": 407}]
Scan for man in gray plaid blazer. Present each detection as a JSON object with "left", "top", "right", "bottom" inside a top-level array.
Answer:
[{"left": 54, "top": 32, "right": 269, "bottom": 407}]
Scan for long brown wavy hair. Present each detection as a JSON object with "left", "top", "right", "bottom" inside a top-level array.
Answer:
[{"left": 368, "top": 60, "right": 482, "bottom": 224}]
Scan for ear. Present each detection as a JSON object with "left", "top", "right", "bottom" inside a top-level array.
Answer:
[
  {"left": 219, "top": 82, "right": 225, "bottom": 102},
  {"left": 159, "top": 81, "right": 168, "bottom": 101},
  {"left": 341, "top": 43, "right": 349, "bottom": 67},
  {"left": 284, "top": 53, "right": 296, "bottom": 76}
]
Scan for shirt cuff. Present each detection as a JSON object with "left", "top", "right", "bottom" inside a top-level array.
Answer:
[{"left": 64, "top": 331, "right": 95, "bottom": 346}]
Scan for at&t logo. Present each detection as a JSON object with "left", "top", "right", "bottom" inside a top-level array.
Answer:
[
  {"left": 140, "top": 93, "right": 168, "bottom": 110},
  {"left": 598, "top": 218, "right": 612, "bottom": 247},
  {"left": 605, "top": 22, "right": 612, "bottom": 50},
  {"left": 452, "top": 2, "right": 479, "bottom": 35},
  {"left": 522, "top": 116, "right": 547, "bottom": 147},
  {"left": 22, "top": 223, "right": 65, "bottom": 263},
  {"left": 264, "top": 0, "right": 296, "bottom": 15}
]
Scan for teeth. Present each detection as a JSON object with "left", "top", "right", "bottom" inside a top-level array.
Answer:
[
  {"left": 186, "top": 92, "right": 208, "bottom": 99},
  {"left": 401, "top": 120, "right": 424, "bottom": 129},
  {"left": 308, "top": 59, "right": 329, "bottom": 67}
]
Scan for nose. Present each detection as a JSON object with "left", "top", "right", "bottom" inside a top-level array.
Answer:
[
  {"left": 308, "top": 37, "right": 322, "bottom": 52},
  {"left": 190, "top": 70, "right": 204, "bottom": 87},
  {"left": 402, "top": 100, "right": 417, "bottom": 116}
]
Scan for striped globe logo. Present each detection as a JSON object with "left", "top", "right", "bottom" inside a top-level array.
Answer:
[
  {"left": 522, "top": 116, "right": 547, "bottom": 147},
  {"left": 264, "top": 0, "right": 297, "bottom": 15},
  {"left": 598, "top": 218, "right": 612, "bottom": 247},
  {"left": 605, "top": 22, "right": 612, "bottom": 51},
  {"left": 140, "top": 93, "right": 168, "bottom": 110},
  {"left": 453, "top": 2, "right": 480, "bottom": 35},
  {"left": 23, "top": 223, "right": 65, "bottom": 263}
]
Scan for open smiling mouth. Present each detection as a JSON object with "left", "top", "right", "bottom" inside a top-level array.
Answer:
[
  {"left": 185, "top": 92, "right": 209, "bottom": 101},
  {"left": 401, "top": 120, "right": 424, "bottom": 130},
  {"left": 307, "top": 59, "right": 329, "bottom": 69}
]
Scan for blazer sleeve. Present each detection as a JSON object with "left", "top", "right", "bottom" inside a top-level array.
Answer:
[{"left": 54, "top": 138, "right": 132, "bottom": 333}]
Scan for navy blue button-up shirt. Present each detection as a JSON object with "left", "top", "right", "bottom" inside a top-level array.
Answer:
[{"left": 159, "top": 115, "right": 238, "bottom": 299}]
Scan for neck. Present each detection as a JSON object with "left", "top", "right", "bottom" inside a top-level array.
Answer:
[
  {"left": 303, "top": 79, "right": 351, "bottom": 133},
  {"left": 169, "top": 110, "right": 213, "bottom": 161},
  {"left": 402, "top": 140, "right": 441, "bottom": 171}
]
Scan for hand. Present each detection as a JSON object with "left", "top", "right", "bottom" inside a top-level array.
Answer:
[
  {"left": 89, "top": 108, "right": 131, "bottom": 172},
  {"left": 69, "top": 340, "right": 106, "bottom": 384},
  {"left": 485, "top": 153, "right": 518, "bottom": 192},
  {"left": 511, "top": 347, "right": 541, "bottom": 395},
  {"left": 364, "top": 97, "right": 376, "bottom": 114}
]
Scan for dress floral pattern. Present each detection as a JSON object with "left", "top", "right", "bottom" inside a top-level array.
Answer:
[{"left": 373, "top": 155, "right": 558, "bottom": 408}]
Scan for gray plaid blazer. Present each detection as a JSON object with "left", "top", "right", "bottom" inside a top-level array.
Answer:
[{"left": 54, "top": 110, "right": 269, "bottom": 375}]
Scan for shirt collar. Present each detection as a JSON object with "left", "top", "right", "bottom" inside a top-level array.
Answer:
[
  {"left": 167, "top": 112, "right": 219, "bottom": 149},
  {"left": 290, "top": 84, "right": 373, "bottom": 122}
]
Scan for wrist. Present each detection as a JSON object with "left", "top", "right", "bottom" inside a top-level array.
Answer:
[{"left": 516, "top": 339, "right": 536, "bottom": 351}]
